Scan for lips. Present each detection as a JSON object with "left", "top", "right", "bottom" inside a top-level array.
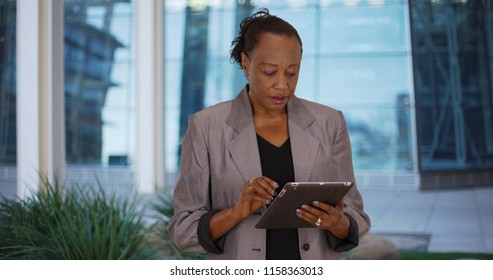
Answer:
[{"left": 271, "top": 96, "right": 287, "bottom": 104}]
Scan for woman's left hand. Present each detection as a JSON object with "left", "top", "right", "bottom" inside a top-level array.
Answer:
[{"left": 296, "top": 200, "right": 350, "bottom": 239}]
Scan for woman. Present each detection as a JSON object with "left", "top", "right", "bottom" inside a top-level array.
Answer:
[{"left": 167, "top": 9, "right": 370, "bottom": 260}]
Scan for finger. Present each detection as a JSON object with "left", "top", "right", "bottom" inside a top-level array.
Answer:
[
  {"left": 312, "top": 200, "right": 343, "bottom": 214},
  {"left": 310, "top": 200, "right": 331, "bottom": 212},
  {"left": 246, "top": 179, "right": 277, "bottom": 204},
  {"left": 296, "top": 207, "right": 321, "bottom": 226},
  {"left": 248, "top": 181, "right": 274, "bottom": 202},
  {"left": 300, "top": 203, "right": 327, "bottom": 218},
  {"left": 257, "top": 176, "right": 279, "bottom": 193},
  {"left": 252, "top": 177, "right": 278, "bottom": 196},
  {"left": 241, "top": 192, "right": 272, "bottom": 204}
]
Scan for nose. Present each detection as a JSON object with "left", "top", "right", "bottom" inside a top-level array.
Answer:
[{"left": 274, "top": 74, "right": 289, "bottom": 90}]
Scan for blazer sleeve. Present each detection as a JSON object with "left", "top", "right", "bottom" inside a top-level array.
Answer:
[
  {"left": 325, "top": 213, "right": 359, "bottom": 252},
  {"left": 332, "top": 111, "right": 371, "bottom": 238},
  {"left": 167, "top": 114, "right": 212, "bottom": 253}
]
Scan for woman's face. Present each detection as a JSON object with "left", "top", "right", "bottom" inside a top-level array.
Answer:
[{"left": 241, "top": 32, "right": 302, "bottom": 114}]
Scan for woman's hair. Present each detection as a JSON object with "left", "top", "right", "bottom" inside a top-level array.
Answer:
[{"left": 230, "top": 8, "right": 303, "bottom": 68}]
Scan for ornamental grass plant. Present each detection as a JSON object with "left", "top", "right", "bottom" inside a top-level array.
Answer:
[{"left": 0, "top": 178, "right": 152, "bottom": 260}]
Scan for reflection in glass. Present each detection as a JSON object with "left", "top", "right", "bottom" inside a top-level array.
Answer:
[
  {"left": 0, "top": 1, "right": 16, "bottom": 165},
  {"left": 163, "top": 1, "right": 414, "bottom": 174},
  {"left": 178, "top": 6, "right": 209, "bottom": 143},
  {"left": 411, "top": 1, "right": 493, "bottom": 171},
  {"left": 319, "top": 2, "right": 408, "bottom": 54},
  {"left": 64, "top": 0, "right": 134, "bottom": 166}
]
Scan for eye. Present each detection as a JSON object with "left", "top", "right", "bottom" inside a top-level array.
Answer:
[
  {"left": 286, "top": 71, "right": 297, "bottom": 78},
  {"left": 263, "top": 71, "right": 276, "bottom": 77}
]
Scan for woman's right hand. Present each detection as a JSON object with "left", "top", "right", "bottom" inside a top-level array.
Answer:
[
  {"left": 233, "top": 176, "right": 279, "bottom": 220},
  {"left": 208, "top": 176, "right": 278, "bottom": 241}
]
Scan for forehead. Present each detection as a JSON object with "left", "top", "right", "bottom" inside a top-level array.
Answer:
[{"left": 251, "top": 33, "right": 302, "bottom": 64}]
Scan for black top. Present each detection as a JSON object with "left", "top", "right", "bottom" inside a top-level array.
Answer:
[{"left": 256, "top": 134, "right": 301, "bottom": 260}]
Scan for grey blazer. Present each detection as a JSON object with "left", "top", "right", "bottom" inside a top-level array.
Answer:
[{"left": 167, "top": 87, "right": 371, "bottom": 259}]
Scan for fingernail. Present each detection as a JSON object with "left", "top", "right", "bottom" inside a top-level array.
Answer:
[
  {"left": 312, "top": 201, "right": 318, "bottom": 206},
  {"left": 271, "top": 189, "right": 277, "bottom": 196},
  {"left": 301, "top": 205, "right": 307, "bottom": 209},
  {"left": 296, "top": 209, "right": 301, "bottom": 215}
]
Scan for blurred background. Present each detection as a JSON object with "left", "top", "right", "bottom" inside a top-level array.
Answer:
[{"left": 0, "top": 0, "right": 492, "bottom": 255}]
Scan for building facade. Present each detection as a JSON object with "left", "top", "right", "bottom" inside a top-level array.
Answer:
[{"left": 1, "top": 0, "right": 492, "bottom": 199}]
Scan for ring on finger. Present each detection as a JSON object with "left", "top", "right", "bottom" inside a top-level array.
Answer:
[{"left": 315, "top": 217, "right": 322, "bottom": 227}]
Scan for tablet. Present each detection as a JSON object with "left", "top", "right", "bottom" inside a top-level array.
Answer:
[{"left": 255, "top": 182, "right": 353, "bottom": 229}]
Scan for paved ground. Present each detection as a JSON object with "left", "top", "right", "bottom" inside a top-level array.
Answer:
[{"left": 360, "top": 186, "right": 493, "bottom": 253}]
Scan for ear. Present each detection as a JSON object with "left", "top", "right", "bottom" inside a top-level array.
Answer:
[{"left": 241, "top": 52, "right": 249, "bottom": 77}]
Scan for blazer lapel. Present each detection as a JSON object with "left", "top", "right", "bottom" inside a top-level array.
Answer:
[
  {"left": 226, "top": 89, "right": 319, "bottom": 183},
  {"left": 288, "top": 96, "right": 320, "bottom": 182},
  {"left": 226, "top": 87, "right": 263, "bottom": 182}
]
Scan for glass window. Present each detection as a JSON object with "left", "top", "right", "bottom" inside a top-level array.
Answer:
[
  {"left": 64, "top": 0, "right": 134, "bottom": 166},
  {"left": 316, "top": 55, "right": 413, "bottom": 170},
  {"left": 0, "top": 0, "right": 16, "bottom": 165},
  {"left": 411, "top": 1, "right": 493, "bottom": 171},
  {"left": 163, "top": 1, "right": 414, "bottom": 176},
  {"left": 319, "top": 3, "right": 408, "bottom": 54}
]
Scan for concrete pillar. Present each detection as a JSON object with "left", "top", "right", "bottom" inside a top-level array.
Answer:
[
  {"left": 16, "top": 0, "right": 65, "bottom": 198},
  {"left": 135, "top": 0, "right": 164, "bottom": 193}
]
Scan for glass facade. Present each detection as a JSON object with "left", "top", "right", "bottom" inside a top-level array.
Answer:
[
  {"left": 64, "top": 0, "right": 134, "bottom": 166},
  {"left": 2, "top": 0, "right": 493, "bottom": 196},
  {"left": 0, "top": 0, "right": 16, "bottom": 165},
  {"left": 163, "top": 0, "right": 415, "bottom": 175},
  {"left": 410, "top": 0, "right": 493, "bottom": 171}
]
